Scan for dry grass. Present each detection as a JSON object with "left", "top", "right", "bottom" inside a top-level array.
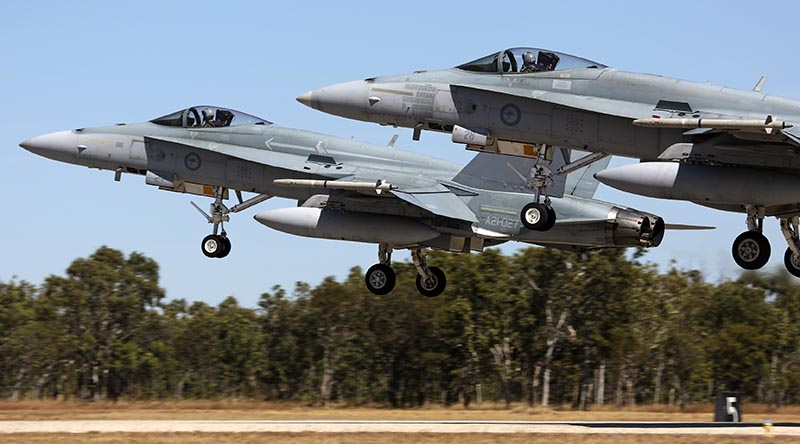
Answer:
[
  {"left": 1, "top": 400, "right": 799, "bottom": 422},
  {"left": 0, "top": 434, "right": 798, "bottom": 444}
]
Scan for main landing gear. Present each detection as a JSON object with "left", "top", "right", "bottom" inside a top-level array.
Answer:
[
  {"left": 781, "top": 217, "right": 800, "bottom": 278},
  {"left": 191, "top": 187, "right": 272, "bottom": 259},
  {"left": 364, "top": 245, "right": 447, "bottom": 297},
  {"left": 731, "top": 207, "right": 800, "bottom": 277},
  {"left": 732, "top": 206, "right": 770, "bottom": 270},
  {"left": 365, "top": 244, "right": 396, "bottom": 295}
]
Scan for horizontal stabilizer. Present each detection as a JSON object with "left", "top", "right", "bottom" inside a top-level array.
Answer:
[{"left": 392, "top": 185, "right": 478, "bottom": 223}]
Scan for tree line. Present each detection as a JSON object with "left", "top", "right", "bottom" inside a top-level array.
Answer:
[{"left": 2, "top": 245, "right": 799, "bottom": 408}]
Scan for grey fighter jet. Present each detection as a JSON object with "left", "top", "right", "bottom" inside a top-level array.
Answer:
[
  {"left": 21, "top": 105, "right": 669, "bottom": 296},
  {"left": 298, "top": 46, "right": 800, "bottom": 276}
]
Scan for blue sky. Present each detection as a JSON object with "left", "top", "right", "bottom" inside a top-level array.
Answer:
[{"left": 3, "top": 1, "right": 799, "bottom": 306}]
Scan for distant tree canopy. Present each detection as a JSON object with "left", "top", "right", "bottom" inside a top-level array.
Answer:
[{"left": 2, "top": 245, "right": 800, "bottom": 408}]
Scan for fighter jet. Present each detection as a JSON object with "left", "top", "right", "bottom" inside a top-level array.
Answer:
[
  {"left": 21, "top": 105, "right": 669, "bottom": 296},
  {"left": 297, "top": 46, "right": 800, "bottom": 276}
]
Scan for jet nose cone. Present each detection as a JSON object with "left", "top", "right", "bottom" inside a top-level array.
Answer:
[
  {"left": 296, "top": 90, "right": 314, "bottom": 108},
  {"left": 19, "top": 130, "right": 78, "bottom": 162},
  {"left": 297, "top": 80, "right": 371, "bottom": 120}
]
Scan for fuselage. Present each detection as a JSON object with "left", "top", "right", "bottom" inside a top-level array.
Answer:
[
  {"left": 304, "top": 67, "right": 800, "bottom": 162},
  {"left": 20, "top": 111, "right": 662, "bottom": 249}
]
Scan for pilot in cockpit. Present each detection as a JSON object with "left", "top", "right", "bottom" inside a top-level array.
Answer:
[
  {"left": 202, "top": 108, "right": 216, "bottom": 128},
  {"left": 521, "top": 52, "right": 538, "bottom": 73}
]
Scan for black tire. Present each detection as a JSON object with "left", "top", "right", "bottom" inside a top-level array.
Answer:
[
  {"left": 784, "top": 247, "right": 800, "bottom": 278},
  {"left": 731, "top": 231, "right": 771, "bottom": 270},
  {"left": 365, "top": 263, "right": 396, "bottom": 295},
  {"left": 415, "top": 266, "right": 447, "bottom": 297},
  {"left": 217, "top": 236, "right": 232, "bottom": 258},
  {"left": 542, "top": 206, "right": 557, "bottom": 231},
  {"left": 201, "top": 234, "right": 223, "bottom": 258},
  {"left": 520, "top": 203, "right": 550, "bottom": 231}
]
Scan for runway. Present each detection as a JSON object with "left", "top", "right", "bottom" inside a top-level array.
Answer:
[{"left": 0, "top": 420, "right": 798, "bottom": 435}]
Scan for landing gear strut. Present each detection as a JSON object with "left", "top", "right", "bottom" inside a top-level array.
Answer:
[
  {"left": 191, "top": 187, "right": 272, "bottom": 259},
  {"left": 732, "top": 206, "right": 770, "bottom": 270},
  {"left": 365, "top": 244, "right": 396, "bottom": 295}
]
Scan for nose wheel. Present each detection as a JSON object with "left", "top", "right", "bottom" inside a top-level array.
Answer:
[
  {"left": 509, "top": 156, "right": 558, "bottom": 231},
  {"left": 521, "top": 202, "right": 556, "bottom": 231},
  {"left": 201, "top": 233, "right": 231, "bottom": 258}
]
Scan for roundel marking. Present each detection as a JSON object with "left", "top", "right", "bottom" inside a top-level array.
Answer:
[
  {"left": 184, "top": 152, "right": 202, "bottom": 171},
  {"left": 500, "top": 103, "right": 521, "bottom": 126}
]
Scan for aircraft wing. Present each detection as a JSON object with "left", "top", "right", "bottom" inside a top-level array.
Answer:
[{"left": 147, "top": 136, "right": 478, "bottom": 223}]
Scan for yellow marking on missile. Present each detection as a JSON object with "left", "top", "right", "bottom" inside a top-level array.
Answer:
[
  {"left": 480, "top": 206, "right": 517, "bottom": 216},
  {"left": 78, "top": 137, "right": 114, "bottom": 145},
  {"left": 371, "top": 88, "right": 414, "bottom": 96}
]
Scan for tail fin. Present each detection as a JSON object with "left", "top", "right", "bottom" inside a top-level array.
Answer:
[
  {"left": 563, "top": 150, "right": 612, "bottom": 199},
  {"left": 452, "top": 150, "right": 609, "bottom": 199}
]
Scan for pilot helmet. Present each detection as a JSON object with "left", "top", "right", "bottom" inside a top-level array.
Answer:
[
  {"left": 523, "top": 52, "right": 536, "bottom": 65},
  {"left": 202, "top": 108, "right": 214, "bottom": 120}
]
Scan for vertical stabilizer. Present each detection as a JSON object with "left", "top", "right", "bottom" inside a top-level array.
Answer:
[
  {"left": 563, "top": 150, "right": 612, "bottom": 199},
  {"left": 452, "top": 150, "right": 610, "bottom": 199}
]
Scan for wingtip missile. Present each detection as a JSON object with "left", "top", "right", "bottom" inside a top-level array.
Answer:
[
  {"left": 633, "top": 117, "right": 792, "bottom": 131},
  {"left": 273, "top": 178, "right": 396, "bottom": 194}
]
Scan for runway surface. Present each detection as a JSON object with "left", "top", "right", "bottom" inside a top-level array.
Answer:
[{"left": 1, "top": 420, "right": 798, "bottom": 435}]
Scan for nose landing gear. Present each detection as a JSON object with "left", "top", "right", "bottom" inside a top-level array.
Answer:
[
  {"left": 518, "top": 161, "right": 557, "bottom": 231},
  {"left": 191, "top": 187, "right": 272, "bottom": 259},
  {"left": 201, "top": 233, "right": 231, "bottom": 258}
]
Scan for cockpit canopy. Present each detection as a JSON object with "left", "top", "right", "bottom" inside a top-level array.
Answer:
[
  {"left": 150, "top": 106, "right": 272, "bottom": 128},
  {"left": 456, "top": 47, "right": 606, "bottom": 74}
]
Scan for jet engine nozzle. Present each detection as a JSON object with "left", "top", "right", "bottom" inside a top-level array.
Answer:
[{"left": 608, "top": 207, "right": 665, "bottom": 247}]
